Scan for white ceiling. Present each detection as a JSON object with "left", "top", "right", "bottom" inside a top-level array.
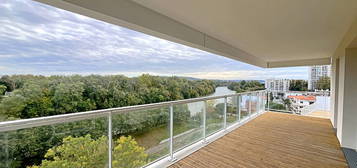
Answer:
[{"left": 134, "top": 0, "right": 357, "bottom": 62}]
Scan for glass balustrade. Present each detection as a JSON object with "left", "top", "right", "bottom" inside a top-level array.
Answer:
[
  {"left": 0, "top": 91, "right": 266, "bottom": 168},
  {"left": 266, "top": 91, "right": 330, "bottom": 116},
  {"left": 226, "top": 96, "right": 239, "bottom": 126}
]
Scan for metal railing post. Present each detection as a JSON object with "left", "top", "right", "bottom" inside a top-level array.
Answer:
[
  {"left": 257, "top": 92, "right": 260, "bottom": 114},
  {"left": 4, "top": 132, "right": 9, "bottom": 168},
  {"left": 249, "top": 93, "right": 252, "bottom": 117},
  {"left": 262, "top": 91, "right": 265, "bottom": 113},
  {"left": 108, "top": 112, "right": 112, "bottom": 168},
  {"left": 267, "top": 91, "right": 270, "bottom": 111},
  {"left": 224, "top": 97, "right": 227, "bottom": 129},
  {"left": 238, "top": 95, "right": 241, "bottom": 122},
  {"left": 203, "top": 100, "right": 207, "bottom": 142},
  {"left": 169, "top": 104, "right": 175, "bottom": 161}
]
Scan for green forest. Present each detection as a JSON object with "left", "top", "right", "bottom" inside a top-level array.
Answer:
[
  {"left": 227, "top": 80, "right": 265, "bottom": 93},
  {"left": 0, "top": 74, "right": 215, "bottom": 120},
  {"left": 0, "top": 74, "right": 216, "bottom": 168},
  {"left": 0, "top": 75, "right": 267, "bottom": 168}
]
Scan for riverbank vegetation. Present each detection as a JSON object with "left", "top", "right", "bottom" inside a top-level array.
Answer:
[
  {"left": 227, "top": 80, "right": 264, "bottom": 93},
  {"left": 0, "top": 74, "right": 215, "bottom": 120},
  {"left": 0, "top": 75, "right": 268, "bottom": 168},
  {"left": 0, "top": 74, "right": 216, "bottom": 168}
]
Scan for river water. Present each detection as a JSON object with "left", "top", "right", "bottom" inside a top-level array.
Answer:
[{"left": 209, "top": 86, "right": 236, "bottom": 96}]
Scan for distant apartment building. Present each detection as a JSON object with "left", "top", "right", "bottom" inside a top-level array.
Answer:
[
  {"left": 265, "top": 79, "right": 290, "bottom": 92},
  {"left": 308, "top": 65, "right": 331, "bottom": 91}
]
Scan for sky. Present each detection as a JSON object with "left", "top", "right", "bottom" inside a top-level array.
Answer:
[{"left": 0, "top": 0, "right": 308, "bottom": 80}]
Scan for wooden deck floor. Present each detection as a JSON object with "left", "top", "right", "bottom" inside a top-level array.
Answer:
[{"left": 170, "top": 112, "right": 347, "bottom": 168}]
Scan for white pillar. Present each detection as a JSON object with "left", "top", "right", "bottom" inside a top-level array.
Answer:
[
  {"left": 337, "top": 48, "right": 357, "bottom": 150},
  {"left": 330, "top": 58, "right": 339, "bottom": 128}
]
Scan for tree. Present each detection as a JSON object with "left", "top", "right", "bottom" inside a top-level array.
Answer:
[
  {"left": 30, "top": 135, "right": 148, "bottom": 168},
  {"left": 112, "top": 136, "right": 148, "bottom": 168},
  {"left": 0, "top": 75, "right": 15, "bottom": 91},
  {"left": 0, "top": 74, "right": 216, "bottom": 168},
  {"left": 0, "top": 94, "right": 27, "bottom": 118},
  {"left": 316, "top": 76, "right": 330, "bottom": 90},
  {"left": 282, "top": 98, "right": 292, "bottom": 111},
  {"left": 0, "top": 84, "right": 6, "bottom": 95},
  {"left": 289, "top": 80, "right": 308, "bottom": 91},
  {"left": 228, "top": 80, "right": 264, "bottom": 93}
]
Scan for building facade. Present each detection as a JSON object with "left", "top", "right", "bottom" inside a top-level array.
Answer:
[
  {"left": 308, "top": 65, "right": 331, "bottom": 91},
  {"left": 265, "top": 79, "right": 290, "bottom": 92}
]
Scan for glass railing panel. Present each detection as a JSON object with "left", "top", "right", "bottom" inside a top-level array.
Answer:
[
  {"left": 260, "top": 92, "right": 266, "bottom": 113},
  {"left": 268, "top": 91, "right": 291, "bottom": 112},
  {"left": 250, "top": 93, "right": 258, "bottom": 115},
  {"left": 205, "top": 98, "right": 224, "bottom": 136},
  {"left": 240, "top": 94, "right": 249, "bottom": 120},
  {"left": 226, "top": 96, "right": 239, "bottom": 126},
  {"left": 111, "top": 106, "right": 169, "bottom": 167},
  {"left": 267, "top": 91, "right": 331, "bottom": 116},
  {"left": 173, "top": 101, "right": 204, "bottom": 152},
  {"left": 0, "top": 117, "right": 108, "bottom": 168}
]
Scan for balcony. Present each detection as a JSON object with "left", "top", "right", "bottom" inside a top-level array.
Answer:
[
  {"left": 170, "top": 112, "right": 346, "bottom": 168},
  {"left": 0, "top": 90, "right": 347, "bottom": 168}
]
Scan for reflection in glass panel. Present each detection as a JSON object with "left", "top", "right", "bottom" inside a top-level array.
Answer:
[
  {"left": 0, "top": 117, "right": 108, "bottom": 168},
  {"left": 173, "top": 101, "right": 203, "bottom": 152},
  {"left": 112, "top": 106, "right": 169, "bottom": 167},
  {"left": 268, "top": 91, "right": 289, "bottom": 112},
  {"left": 251, "top": 93, "right": 258, "bottom": 114},
  {"left": 240, "top": 94, "right": 250, "bottom": 119},
  {"left": 227, "top": 96, "right": 239, "bottom": 126},
  {"left": 261, "top": 92, "right": 266, "bottom": 113},
  {"left": 206, "top": 98, "right": 224, "bottom": 136}
]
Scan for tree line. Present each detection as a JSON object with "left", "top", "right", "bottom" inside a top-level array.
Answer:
[
  {"left": 0, "top": 74, "right": 216, "bottom": 168},
  {"left": 0, "top": 75, "right": 274, "bottom": 168},
  {"left": 227, "top": 80, "right": 265, "bottom": 93},
  {"left": 0, "top": 74, "right": 216, "bottom": 120}
]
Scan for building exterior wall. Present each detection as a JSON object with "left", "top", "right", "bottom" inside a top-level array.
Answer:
[
  {"left": 337, "top": 49, "right": 357, "bottom": 150},
  {"left": 308, "top": 65, "right": 331, "bottom": 91},
  {"left": 265, "top": 79, "right": 290, "bottom": 92}
]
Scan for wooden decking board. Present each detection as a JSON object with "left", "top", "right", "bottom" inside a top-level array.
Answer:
[{"left": 170, "top": 112, "right": 347, "bottom": 168}]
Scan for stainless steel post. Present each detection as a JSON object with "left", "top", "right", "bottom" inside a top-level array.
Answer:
[
  {"left": 203, "top": 100, "right": 207, "bottom": 142},
  {"left": 169, "top": 104, "right": 175, "bottom": 161},
  {"left": 108, "top": 112, "right": 112, "bottom": 168},
  {"left": 224, "top": 97, "right": 227, "bottom": 129}
]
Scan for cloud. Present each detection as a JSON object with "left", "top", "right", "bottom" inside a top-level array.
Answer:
[
  {"left": 181, "top": 68, "right": 308, "bottom": 80},
  {"left": 0, "top": 0, "right": 308, "bottom": 80}
]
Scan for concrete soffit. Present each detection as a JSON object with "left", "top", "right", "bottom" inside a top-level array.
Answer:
[
  {"left": 35, "top": 0, "right": 338, "bottom": 68},
  {"left": 267, "top": 58, "right": 332, "bottom": 68},
  {"left": 334, "top": 17, "right": 357, "bottom": 57}
]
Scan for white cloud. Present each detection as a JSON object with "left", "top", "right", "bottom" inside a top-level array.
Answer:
[
  {"left": 0, "top": 0, "right": 309, "bottom": 80},
  {"left": 181, "top": 69, "right": 308, "bottom": 80}
]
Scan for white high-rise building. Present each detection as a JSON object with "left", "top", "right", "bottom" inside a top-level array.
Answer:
[
  {"left": 265, "top": 79, "right": 290, "bottom": 92},
  {"left": 308, "top": 65, "right": 331, "bottom": 91}
]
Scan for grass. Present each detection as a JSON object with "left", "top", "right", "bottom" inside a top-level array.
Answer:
[
  {"left": 132, "top": 122, "right": 197, "bottom": 162},
  {"left": 132, "top": 123, "right": 195, "bottom": 149}
]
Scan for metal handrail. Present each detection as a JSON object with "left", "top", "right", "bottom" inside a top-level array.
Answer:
[{"left": 0, "top": 90, "right": 266, "bottom": 132}]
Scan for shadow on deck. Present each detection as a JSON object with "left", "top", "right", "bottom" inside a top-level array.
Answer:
[{"left": 170, "top": 112, "right": 347, "bottom": 168}]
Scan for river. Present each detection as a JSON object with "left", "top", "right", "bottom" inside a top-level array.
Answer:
[{"left": 209, "top": 86, "right": 236, "bottom": 96}]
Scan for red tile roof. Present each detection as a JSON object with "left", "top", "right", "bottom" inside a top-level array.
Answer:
[{"left": 288, "top": 95, "right": 316, "bottom": 101}]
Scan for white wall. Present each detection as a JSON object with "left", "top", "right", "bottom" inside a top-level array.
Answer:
[{"left": 337, "top": 48, "right": 357, "bottom": 150}]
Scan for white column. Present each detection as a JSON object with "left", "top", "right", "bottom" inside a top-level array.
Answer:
[
  {"left": 330, "top": 58, "right": 339, "bottom": 128},
  {"left": 337, "top": 48, "right": 357, "bottom": 150}
]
